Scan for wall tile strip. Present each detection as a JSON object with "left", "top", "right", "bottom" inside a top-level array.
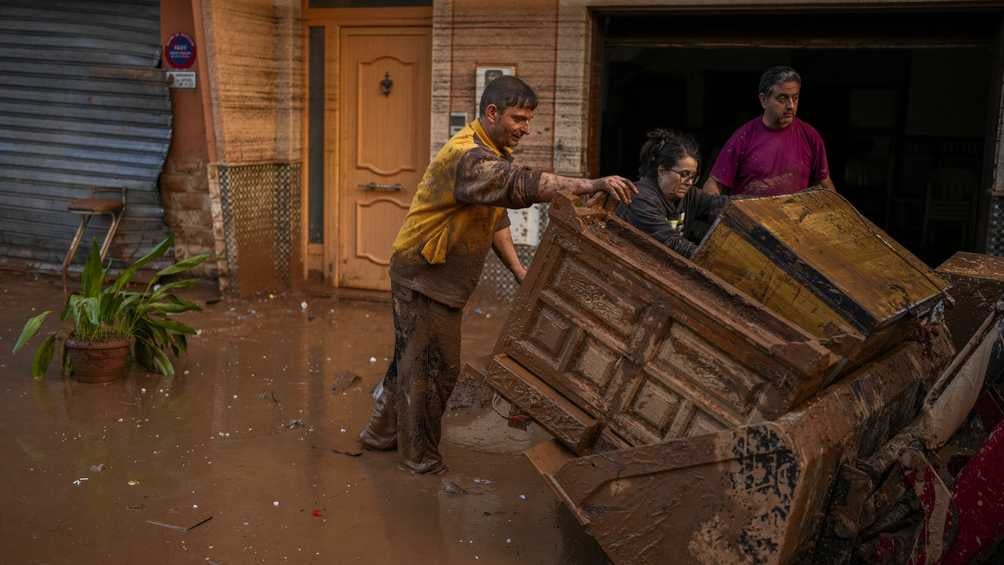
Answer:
[{"left": 216, "top": 162, "right": 302, "bottom": 296}]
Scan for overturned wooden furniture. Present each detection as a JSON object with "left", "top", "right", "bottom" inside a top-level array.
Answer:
[
  {"left": 465, "top": 191, "right": 969, "bottom": 564},
  {"left": 692, "top": 190, "right": 950, "bottom": 365}
]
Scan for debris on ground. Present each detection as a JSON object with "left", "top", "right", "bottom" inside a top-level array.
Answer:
[
  {"left": 330, "top": 370, "right": 362, "bottom": 393},
  {"left": 146, "top": 520, "right": 187, "bottom": 532},
  {"left": 72, "top": 477, "right": 88, "bottom": 486},
  {"left": 440, "top": 479, "right": 468, "bottom": 496},
  {"left": 187, "top": 516, "right": 213, "bottom": 531},
  {"left": 89, "top": 463, "right": 105, "bottom": 473},
  {"left": 285, "top": 419, "right": 305, "bottom": 430}
]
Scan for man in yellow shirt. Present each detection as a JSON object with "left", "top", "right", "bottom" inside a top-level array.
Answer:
[{"left": 360, "top": 76, "right": 636, "bottom": 473}]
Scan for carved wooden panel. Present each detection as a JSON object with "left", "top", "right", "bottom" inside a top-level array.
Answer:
[
  {"left": 355, "top": 55, "right": 417, "bottom": 176},
  {"left": 354, "top": 197, "right": 408, "bottom": 266}
]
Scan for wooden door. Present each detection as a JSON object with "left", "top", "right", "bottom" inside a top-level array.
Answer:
[{"left": 337, "top": 27, "right": 431, "bottom": 290}]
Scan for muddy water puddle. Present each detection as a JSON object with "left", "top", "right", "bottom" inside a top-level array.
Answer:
[{"left": 0, "top": 272, "right": 607, "bottom": 564}]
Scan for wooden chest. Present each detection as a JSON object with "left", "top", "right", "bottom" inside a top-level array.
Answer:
[{"left": 692, "top": 190, "right": 950, "bottom": 364}]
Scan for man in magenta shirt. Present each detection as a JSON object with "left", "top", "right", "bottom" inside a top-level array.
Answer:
[{"left": 703, "top": 66, "right": 836, "bottom": 196}]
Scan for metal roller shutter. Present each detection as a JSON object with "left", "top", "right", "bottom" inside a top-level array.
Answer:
[{"left": 0, "top": 0, "right": 171, "bottom": 271}]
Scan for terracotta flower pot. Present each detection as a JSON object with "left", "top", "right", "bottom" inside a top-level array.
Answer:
[{"left": 65, "top": 338, "right": 130, "bottom": 383}]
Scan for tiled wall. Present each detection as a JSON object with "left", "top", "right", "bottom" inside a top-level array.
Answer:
[{"left": 214, "top": 162, "right": 302, "bottom": 295}]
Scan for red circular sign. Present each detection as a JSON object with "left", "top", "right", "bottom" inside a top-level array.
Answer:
[{"left": 164, "top": 32, "right": 197, "bottom": 69}]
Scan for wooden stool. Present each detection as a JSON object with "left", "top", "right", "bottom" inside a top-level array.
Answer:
[{"left": 62, "top": 187, "right": 126, "bottom": 295}]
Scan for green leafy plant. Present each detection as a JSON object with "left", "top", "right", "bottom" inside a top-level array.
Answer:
[{"left": 12, "top": 235, "right": 209, "bottom": 379}]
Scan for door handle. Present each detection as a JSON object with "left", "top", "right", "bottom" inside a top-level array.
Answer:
[{"left": 360, "top": 182, "right": 404, "bottom": 192}]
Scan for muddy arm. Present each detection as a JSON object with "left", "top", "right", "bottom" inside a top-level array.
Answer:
[
  {"left": 454, "top": 150, "right": 542, "bottom": 208},
  {"left": 492, "top": 227, "right": 526, "bottom": 282}
]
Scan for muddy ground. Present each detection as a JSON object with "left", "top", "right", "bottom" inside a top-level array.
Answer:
[{"left": 0, "top": 271, "right": 608, "bottom": 564}]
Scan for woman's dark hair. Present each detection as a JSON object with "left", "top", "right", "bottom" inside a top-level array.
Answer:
[{"left": 638, "top": 129, "right": 700, "bottom": 180}]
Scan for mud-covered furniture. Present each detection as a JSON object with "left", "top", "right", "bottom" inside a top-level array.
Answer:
[
  {"left": 692, "top": 189, "right": 950, "bottom": 365},
  {"left": 937, "top": 251, "right": 1004, "bottom": 350},
  {"left": 464, "top": 191, "right": 960, "bottom": 564},
  {"left": 483, "top": 192, "right": 845, "bottom": 452}
]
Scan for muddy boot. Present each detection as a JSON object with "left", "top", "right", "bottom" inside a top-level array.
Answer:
[{"left": 359, "top": 376, "right": 398, "bottom": 451}]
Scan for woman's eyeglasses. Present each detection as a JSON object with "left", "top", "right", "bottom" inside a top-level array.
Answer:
[{"left": 670, "top": 168, "right": 699, "bottom": 184}]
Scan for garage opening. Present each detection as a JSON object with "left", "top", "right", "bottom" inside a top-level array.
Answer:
[{"left": 596, "top": 10, "right": 1002, "bottom": 266}]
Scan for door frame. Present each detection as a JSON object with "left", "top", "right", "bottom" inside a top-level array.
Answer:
[{"left": 301, "top": 4, "right": 433, "bottom": 286}]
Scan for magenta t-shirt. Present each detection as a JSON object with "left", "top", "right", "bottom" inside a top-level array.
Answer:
[{"left": 710, "top": 117, "right": 830, "bottom": 196}]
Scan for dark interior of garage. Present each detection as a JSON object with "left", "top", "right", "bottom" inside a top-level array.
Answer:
[{"left": 597, "top": 11, "right": 1002, "bottom": 266}]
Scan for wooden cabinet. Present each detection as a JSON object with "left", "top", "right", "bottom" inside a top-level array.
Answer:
[{"left": 692, "top": 190, "right": 949, "bottom": 366}]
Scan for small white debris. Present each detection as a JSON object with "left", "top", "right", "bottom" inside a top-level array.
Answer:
[
  {"left": 300, "top": 301, "right": 308, "bottom": 311},
  {"left": 506, "top": 538, "right": 511, "bottom": 544},
  {"left": 140, "top": 388, "right": 146, "bottom": 394},
  {"left": 72, "top": 477, "right": 89, "bottom": 486},
  {"left": 369, "top": 357, "right": 377, "bottom": 363},
  {"left": 519, "top": 494, "right": 527, "bottom": 500},
  {"left": 193, "top": 504, "right": 199, "bottom": 509},
  {"left": 273, "top": 501, "right": 280, "bottom": 507},
  {"left": 184, "top": 370, "right": 190, "bottom": 375},
  {"left": 128, "top": 480, "right": 139, "bottom": 486}
]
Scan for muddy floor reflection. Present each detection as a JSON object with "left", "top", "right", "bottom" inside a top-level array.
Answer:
[{"left": 0, "top": 271, "right": 608, "bottom": 564}]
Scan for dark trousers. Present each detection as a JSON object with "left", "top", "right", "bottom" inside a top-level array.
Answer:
[{"left": 360, "top": 283, "right": 462, "bottom": 473}]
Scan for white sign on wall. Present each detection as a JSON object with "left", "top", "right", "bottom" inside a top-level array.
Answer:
[
  {"left": 166, "top": 71, "right": 196, "bottom": 89},
  {"left": 474, "top": 65, "right": 515, "bottom": 113},
  {"left": 507, "top": 204, "right": 542, "bottom": 246}
]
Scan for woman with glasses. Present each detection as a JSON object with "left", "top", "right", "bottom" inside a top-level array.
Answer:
[{"left": 616, "top": 129, "right": 728, "bottom": 258}]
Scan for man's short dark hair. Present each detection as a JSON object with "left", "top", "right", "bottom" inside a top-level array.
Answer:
[
  {"left": 479, "top": 75, "right": 538, "bottom": 118},
  {"left": 758, "top": 66, "right": 802, "bottom": 96}
]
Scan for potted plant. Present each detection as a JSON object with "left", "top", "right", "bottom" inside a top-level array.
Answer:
[{"left": 12, "top": 235, "right": 209, "bottom": 382}]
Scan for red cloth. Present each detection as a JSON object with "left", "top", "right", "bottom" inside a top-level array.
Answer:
[{"left": 710, "top": 117, "right": 830, "bottom": 196}]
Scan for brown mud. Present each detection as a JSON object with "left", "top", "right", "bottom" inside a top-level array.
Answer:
[{"left": 0, "top": 271, "right": 608, "bottom": 564}]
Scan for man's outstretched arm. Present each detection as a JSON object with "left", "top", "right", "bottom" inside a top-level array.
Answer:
[
  {"left": 454, "top": 152, "right": 637, "bottom": 209},
  {"left": 492, "top": 226, "right": 526, "bottom": 282}
]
